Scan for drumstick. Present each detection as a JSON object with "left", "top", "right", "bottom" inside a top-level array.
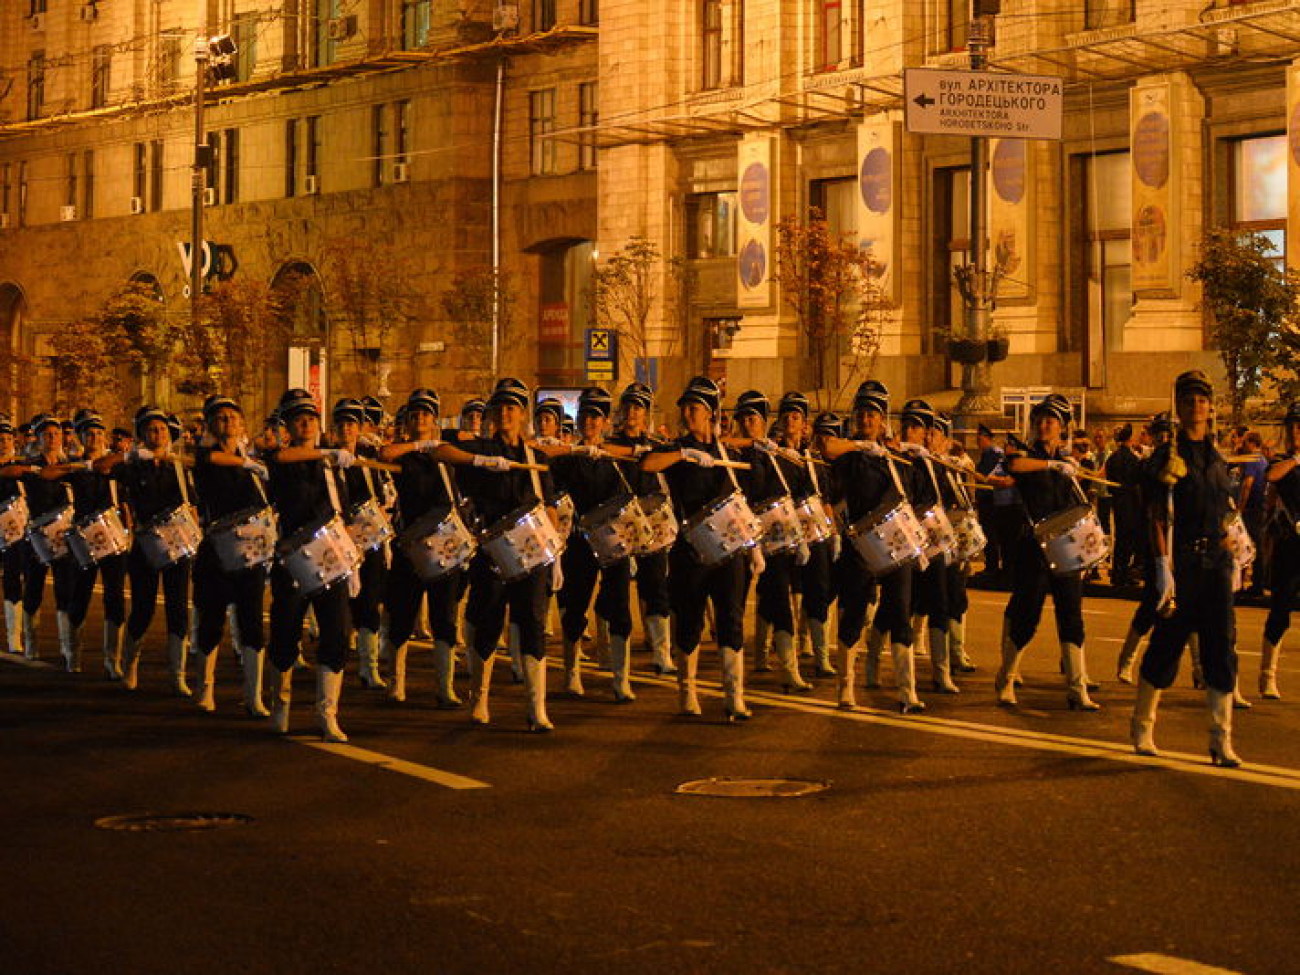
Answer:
[
  {"left": 713, "top": 458, "right": 752, "bottom": 471},
  {"left": 1223, "top": 454, "right": 1264, "bottom": 464},
  {"left": 1071, "top": 469, "right": 1120, "bottom": 488},
  {"left": 510, "top": 462, "right": 551, "bottom": 472},
  {"left": 353, "top": 457, "right": 403, "bottom": 474}
]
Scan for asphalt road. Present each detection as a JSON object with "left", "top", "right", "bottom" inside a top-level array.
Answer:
[{"left": 4, "top": 584, "right": 1299, "bottom": 975}]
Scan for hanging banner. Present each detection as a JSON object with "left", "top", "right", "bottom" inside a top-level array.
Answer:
[
  {"left": 736, "top": 135, "right": 774, "bottom": 309},
  {"left": 989, "top": 138, "right": 1031, "bottom": 301},
  {"left": 1130, "top": 80, "right": 1179, "bottom": 295},
  {"left": 856, "top": 115, "right": 901, "bottom": 303},
  {"left": 1287, "top": 61, "right": 1300, "bottom": 272}
]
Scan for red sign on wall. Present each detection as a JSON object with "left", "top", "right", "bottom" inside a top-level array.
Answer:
[{"left": 539, "top": 303, "right": 570, "bottom": 344}]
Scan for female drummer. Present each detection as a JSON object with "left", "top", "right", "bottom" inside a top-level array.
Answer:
[
  {"left": 1259, "top": 401, "right": 1300, "bottom": 700},
  {"left": 60, "top": 413, "right": 129, "bottom": 680},
  {"left": 376, "top": 388, "right": 467, "bottom": 709},
  {"left": 605, "top": 382, "right": 675, "bottom": 676},
  {"left": 0, "top": 416, "right": 27, "bottom": 656},
  {"left": 189, "top": 395, "right": 273, "bottom": 715},
  {"left": 640, "top": 376, "right": 754, "bottom": 721},
  {"left": 264, "top": 388, "right": 357, "bottom": 742},
  {"left": 927, "top": 412, "right": 976, "bottom": 679},
  {"left": 995, "top": 393, "right": 1099, "bottom": 711},
  {"left": 331, "top": 397, "right": 390, "bottom": 693},
  {"left": 817, "top": 381, "right": 925, "bottom": 714},
  {"left": 425, "top": 378, "right": 560, "bottom": 731},
  {"left": 1131, "top": 371, "right": 1244, "bottom": 765}
]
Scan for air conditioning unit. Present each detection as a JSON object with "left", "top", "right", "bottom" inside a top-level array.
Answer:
[
  {"left": 202, "top": 187, "right": 217, "bottom": 206},
  {"left": 60, "top": 205, "right": 77, "bottom": 222},
  {"left": 303, "top": 174, "right": 320, "bottom": 195},
  {"left": 0, "top": 213, "right": 9, "bottom": 229},
  {"left": 130, "top": 196, "right": 144, "bottom": 214},
  {"left": 29, "top": 12, "right": 45, "bottom": 31},
  {"left": 79, "top": 4, "right": 99, "bottom": 23},
  {"left": 392, "top": 162, "right": 409, "bottom": 183},
  {"left": 326, "top": 15, "right": 357, "bottom": 40},
  {"left": 493, "top": 4, "right": 519, "bottom": 32}
]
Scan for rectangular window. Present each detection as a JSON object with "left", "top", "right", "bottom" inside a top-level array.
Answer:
[
  {"left": 932, "top": 166, "right": 971, "bottom": 351},
  {"left": 395, "top": 101, "right": 410, "bottom": 164},
  {"left": 159, "top": 33, "right": 183, "bottom": 91},
  {"left": 372, "top": 104, "right": 388, "bottom": 186},
  {"left": 935, "top": 0, "right": 969, "bottom": 53},
  {"left": 579, "top": 0, "right": 598, "bottom": 25},
  {"left": 233, "top": 13, "right": 259, "bottom": 81},
  {"left": 30, "top": 0, "right": 49, "bottom": 13},
  {"left": 850, "top": 0, "right": 866, "bottom": 66},
  {"left": 91, "top": 46, "right": 112, "bottom": 109},
  {"left": 529, "top": 89, "right": 557, "bottom": 176},
  {"left": 403, "top": 0, "right": 432, "bottom": 48},
  {"left": 306, "top": 116, "right": 320, "bottom": 180},
  {"left": 1231, "top": 133, "right": 1287, "bottom": 260},
  {"left": 27, "top": 52, "right": 45, "bottom": 120},
  {"left": 205, "top": 130, "right": 221, "bottom": 198},
  {"left": 285, "top": 120, "right": 298, "bottom": 197},
  {"left": 65, "top": 153, "right": 78, "bottom": 209},
  {"left": 702, "top": 0, "right": 723, "bottom": 89},
  {"left": 537, "top": 0, "right": 556, "bottom": 31},
  {"left": 1084, "top": 0, "right": 1135, "bottom": 29},
  {"left": 578, "top": 83, "right": 598, "bottom": 171},
  {"left": 819, "top": 0, "right": 842, "bottom": 71},
  {"left": 134, "top": 142, "right": 148, "bottom": 202},
  {"left": 313, "top": 0, "right": 339, "bottom": 68},
  {"left": 2, "top": 164, "right": 10, "bottom": 220},
  {"left": 19, "top": 162, "right": 29, "bottom": 228},
  {"left": 83, "top": 150, "right": 95, "bottom": 219},
  {"left": 811, "top": 176, "right": 857, "bottom": 238},
  {"left": 686, "top": 192, "right": 738, "bottom": 258},
  {"left": 150, "top": 140, "right": 164, "bottom": 211},
  {"left": 224, "top": 129, "right": 240, "bottom": 203}
]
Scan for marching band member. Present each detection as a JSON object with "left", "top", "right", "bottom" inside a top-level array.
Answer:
[
  {"left": 549, "top": 387, "right": 638, "bottom": 702},
  {"left": 264, "top": 388, "right": 356, "bottom": 743},
  {"left": 802, "top": 410, "right": 844, "bottom": 679},
  {"left": 456, "top": 398, "right": 486, "bottom": 441},
  {"left": 924, "top": 411, "right": 974, "bottom": 689},
  {"left": 1131, "top": 371, "right": 1244, "bottom": 766},
  {"left": 0, "top": 416, "right": 28, "bottom": 655},
  {"left": 189, "top": 395, "right": 272, "bottom": 715},
  {"left": 535, "top": 397, "right": 565, "bottom": 444},
  {"left": 818, "top": 381, "right": 926, "bottom": 714},
  {"left": 995, "top": 393, "right": 1099, "bottom": 711},
  {"left": 1259, "top": 401, "right": 1300, "bottom": 700},
  {"left": 377, "top": 388, "right": 466, "bottom": 708},
  {"left": 640, "top": 376, "right": 754, "bottom": 721}
]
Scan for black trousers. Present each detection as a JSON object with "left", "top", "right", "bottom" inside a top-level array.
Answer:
[
  {"left": 2, "top": 543, "right": 24, "bottom": 603},
  {"left": 23, "top": 545, "right": 76, "bottom": 615},
  {"left": 385, "top": 550, "right": 462, "bottom": 647},
  {"left": 798, "top": 540, "right": 834, "bottom": 624},
  {"left": 465, "top": 553, "right": 549, "bottom": 661},
  {"left": 755, "top": 550, "right": 796, "bottom": 633},
  {"left": 267, "top": 563, "right": 351, "bottom": 673},
  {"left": 668, "top": 542, "right": 745, "bottom": 655},
  {"left": 913, "top": 556, "right": 950, "bottom": 633},
  {"left": 945, "top": 560, "right": 968, "bottom": 623},
  {"left": 68, "top": 552, "right": 127, "bottom": 628},
  {"left": 1128, "top": 558, "right": 1161, "bottom": 638},
  {"left": 126, "top": 545, "right": 191, "bottom": 641},
  {"left": 1264, "top": 533, "right": 1300, "bottom": 645},
  {"left": 1141, "top": 548, "right": 1236, "bottom": 693},
  {"left": 1004, "top": 537, "right": 1084, "bottom": 649},
  {"left": 349, "top": 546, "right": 388, "bottom": 633},
  {"left": 560, "top": 539, "right": 632, "bottom": 641},
  {"left": 192, "top": 541, "right": 267, "bottom": 654},
  {"left": 633, "top": 550, "right": 671, "bottom": 618},
  {"left": 837, "top": 548, "right": 914, "bottom": 647}
]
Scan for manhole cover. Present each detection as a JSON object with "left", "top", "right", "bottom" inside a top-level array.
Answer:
[
  {"left": 675, "top": 778, "right": 829, "bottom": 798},
  {"left": 94, "top": 812, "right": 254, "bottom": 832}
]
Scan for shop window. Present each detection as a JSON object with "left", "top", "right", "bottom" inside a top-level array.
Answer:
[{"left": 686, "top": 192, "right": 738, "bottom": 258}]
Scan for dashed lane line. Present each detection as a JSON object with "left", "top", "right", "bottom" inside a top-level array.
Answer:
[
  {"left": 1108, "top": 953, "right": 1243, "bottom": 974},
  {"left": 289, "top": 737, "right": 491, "bottom": 790}
]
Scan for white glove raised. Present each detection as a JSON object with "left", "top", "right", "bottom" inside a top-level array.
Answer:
[
  {"left": 131, "top": 447, "right": 154, "bottom": 462},
  {"left": 1047, "top": 459, "right": 1079, "bottom": 477},
  {"left": 900, "top": 442, "right": 929, "bottom": 458},
  {"left": 632, "top": 444, "right": 653, "bottom": 458},
  {"left": 1154, "top": 555, "right": 1176, "bottom": 615},
  {"left": 415, "top": 439, "right": 440, "bottom": 453},
  {"left": 472, "top": 454, "right": 513, "bottom": 473},
  {"left": 323, "top": 448, "right": 356, "bottom": 469},
  {"left": 570, "top": 444, "right": 603, "bottom": 458},
  {"left": 680, "top": 448, "right": 716, "bottom": 468},
  {"left": 754, "top": 438, "right": 779, "bottom": 455},
  {"left": 535, "top": 436, "right": 562, "bottom": 447},
  {"left": 242, "top": 458, "right": 269, "bottom": 480},
  {"left": 857, "top": 440, "right": 887, "bottom": 458}
]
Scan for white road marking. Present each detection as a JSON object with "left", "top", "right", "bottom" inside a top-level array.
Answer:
[
  {"left": 1108, "top": 952, "right": 1243, "bottom": 974},
  {"left": 289, "top": 737, "right": 491, "bottom": 790}
]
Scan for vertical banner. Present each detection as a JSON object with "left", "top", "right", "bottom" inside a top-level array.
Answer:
[
  {"left": 1130, "top": 80, "right": 1179, "bottom": 294},
  {"left": 856, "top": 115, "right": 900, "bottom": 303},
  {"left": 737, "top": 135, "right": 774, "bottom": 309},
  {"left": 989, "top": 138, "right": 1031, "bottom": 301},
  {"left": 1287, "top": 61, "right": 1300, "bottom": 272}
]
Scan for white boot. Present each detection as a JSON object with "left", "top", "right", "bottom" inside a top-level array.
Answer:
[
  {"left": 1207, "top": 687, "right": 1243, "bottom": 768},
  {"left": 387, "top": 641, "right": 409, "bottom": 703},
  {"left": 241, "top": 647, "right": 269, "bottom": 717},
  {"left": 195, "top": 650, "right": 219, "bottom": 712},
  {"left": 950, "top": 615, "right": 975, "bottom": 673},
  {"left": 1130, "top": 679, "right": 1161, "bottom": 756},
  {"left": 893, "top": 642, "right": 926, "bottom": 714},
  {"left": 121, "top": 632, "right": 143, "bottom": 691},
  {"left": 773, "top": 630, "right": 812, "bottom": 693},
  {"left": 863, "top": 627, "right": 885, "bottom": 689},
  {"left": 468, "top": 651, "right": 495, "bottom": 725},
  {"left": 609, "top": 632, "right": 636, "bottom": 703},
  {"left": 3, "top": 600, "right": 21, "bottom": 654},
  {"left": 720, "top": 646, "right": 752, "bottom": 721},
  {"left": 1116, "top": 626, "right": 1143, "bottom": 684},
  {"left": 994, "top": 619, "right": 1023, "bottom": 707},
  {"left": 562, "top": 638, "right": 585, "bottom": 697},
  {"left": 647, "top": 615, "right": 676, "bottom": 675},
  {"left": 316, "top": 668, "right": 348, "bottom": 743},
  {"left": 1063, "top": 642, "right": 1100, "bottom": 711},
  {"left": 522, "top": 654, "right": 554, "bottom": 732},
  {"left": 809, "top": 618, "right": 836, "bottom": 677},
  {"left": 752, "top": 616, "right": 772, "bottom": 672},
  {"left": 929, "top": 626, "right": 960, "bottom": 694},
  {"left": 433, "top": 639, "right": 462, "bottom": 708},
  {"left": 102, "top": 620, "right": 124, "bottom": 681},
  {"left": 356, "top": 628, "right": 386, "bottom": 690},
  {"left": 167, "top": 633, "right": 192, "bottom": 698},
  {"left": 22, "top": 607, "right": 38, "bottom": 660},
  {"left": 1260, "top": 636, "right": 1282, "bottom": 700},
  {"left": 675, "top": 651, "right": 701, "bottom": 715},
  {"left": 269, "top": 668, "right": 293, "bottom": 734},
  {"left": 57, "top": 611, "right": 81, "bottom": 673},
  {"left": 835, "top": 641, "right": 857, "bottom": 710}
]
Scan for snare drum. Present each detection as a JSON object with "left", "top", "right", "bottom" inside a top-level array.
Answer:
[
  {"left": 752, "top": 494, "right": 804, "bottom": 556},
  {"left": 480, "top": 503, "right": 564, "bottom": 581},
  {"left": 67, "top": 507, "right": 131, "bottom": 569},
  {"left": 635, "top": 492, "right": 679, "bottom": 556},
  {"left": 27, "top": 505, "right": 74, "bottom": 565},
  {"left": 551, "top": 492, "right": 576, "bottom": 547},
  {"left": 845, "top": 500, "right": 926, "bottom": 577},
  {"left": 399, "top": 505, "right": 477, "bottom": 581},
  {"left": 579, "top": 493, "right": 650, "bottom": 567},
  {"left": 918, "top": 505, "right": 957, "bottom": 563},
  {"left": 683, "top": 492, "right": 762, "bottom": 566},
  {"left": 277, "top": 514, "right": 362, "bottom": 596},
  {"left": 0, "top": 495, "right": 29, "bottom": 551},
  {"left": 793, "top": 495, "right": 837, "bottom": 546},
  {"left": 1223, "top": 511, "right": 1256, "bottom": 573},
  {"left": 948, "top": 507, "right": 987, "bottom": 564},
  {"left": 138, "top": 504, "right": 204, "bottom": 570},
  {"left": 346, "top": 496, "right": 395, "bottom": 552},
  {"left": 209, "top": 505, "right": 278, "bottom": 572},
  {"left": 1032, "top": 504, "right": 1108, "bottom": 576}
]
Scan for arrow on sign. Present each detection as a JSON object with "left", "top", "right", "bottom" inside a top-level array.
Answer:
[{"left": 913, "top": 93, "right": 935, "bottom": 109}]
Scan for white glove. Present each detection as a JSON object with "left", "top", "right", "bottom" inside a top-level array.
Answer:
[
  {"left": 535, "top": 436, "right": 562, "bottom": 447},
  {"left": 829, "top": 534, "right": 842, "bottom": 562},
  {"left": 570, "top": 444, "right": 603, "bottom": 458},
  {"left": 131, "top": 447, "right": 154, "bottom": 462},
  {"left": 632, "top": 444, "right": 652, "bottom": 458},
  {"left": 324, "top": 449, "right": 356, "bottom": 469},
  {"left": 72, "top": 460, "right": 95, "bottom": 472},
  {"left": 754, "top": 438, "right": 779, "bottom": 455},
  {"left": 1154, "top": 555, "right": 1176, "bottom": 615},
  {"left": 415, "top": 440, "right": 440, "bottom": 453},
  {"left": 1047, "top": 459, "right": 1079, "bottom": 477},
  {"left": 900, "top": 442, "right": 929, "bottom": 458},
  {"left": 242, "top": 458, "right": 269, "bottom": 480},
  {"left": 857, "top": 440, "right": 887, "bottom": 458},
  {"left": 796, "top": 542, "right": 811, "bottom": 567},
  {"left": 472, "top": 454, "right": 513, "bottom": 473},
  {"left": 550, "top": 558, "right": 564, "bottom": 592},
  {"left": 750, "top": 546, "right": 766, "bottom": 577},
  {"left": 680, "top": 448, "right": 715, "bottom": 468}
]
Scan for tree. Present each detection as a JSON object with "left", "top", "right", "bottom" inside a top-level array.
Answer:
[
  {"left": 773, "top": 210, "right": 888, "bottom": 408},
  {"left": 48, "top": 318, "right": 129, "bottom": 417},
  {"left": 102, "top": 281, "right": 182, "bottom": 394},
  {"left": 588, "top": 236, "right": 679, "bottom": 384},
  {"left": 1187, "top": 227, "right": 1300, "bottom": 424},
  {"left": 441, "top": 266, "right": 518, "bottom": 394}
]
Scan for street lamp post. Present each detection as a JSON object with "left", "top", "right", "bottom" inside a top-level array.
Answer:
[{"left": 190, "top": 26, "right": 209, "bottom": 336}]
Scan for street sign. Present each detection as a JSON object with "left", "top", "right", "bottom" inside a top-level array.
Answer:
[
  {"left": 585, "top": 328, "right": 617, "bottom": 382},
  {"left": 903, "top": 68, "right": 1063, "bottom": 140}
]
